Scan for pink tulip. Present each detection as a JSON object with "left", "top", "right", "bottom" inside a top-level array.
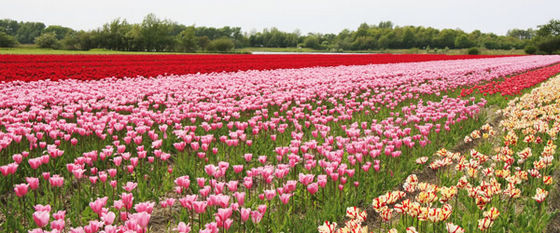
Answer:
[
  {"left": 134, "top": 201, "right": 155, "bottom": 214},
  {"left": 33, "top": 211, "right": 50, "bottom": 228},
  {"left": 234, "top": 192, "right": 246, "bottom": 206},
  {"left": 240, "top": 208, "right": 251, "bottom": 222},
  {"left": 110, "top": 180, "right": 117, "bottom": 188},
  {"left": 279, "top": 193, "right": 292, "bottom": 204},
  {"left": 197, "top": 177, "right": 206, "bottom": 187},
  {"left": 123, "top": 182, "right": 137, "bottom": 192},
  {"left": 251, "top": 210, "right": 263, "bottom": 223},
  {"left": 121, "top": 192, "right": 134, "bottom": 210},
  {"left": 14, "top": 183, "right": 29, "bottom": 197},
  {"left": 131, "top": 211, "right": 151, "bottom": 229},
  {"left": 243, "top": 153, "right": 252, "bottom": 162},
  {"left": 99, "top": 172, "right": 108, "bottom": 183},
  {"left": 53, "top": 210, "right": 66, "bottom": 220},
  {"left": 264, "top": 189, "right": 276, "bottom": 201},
  {"left": 113, "top": 200, "right": 124, "bottom": 210},
  {"left": 34, "top": 204, "right": 51, "bottom": 212},
  {"left": 307, "top": 182, "right": 319, "bottom": 195},
  {"left": 89, "top": 196, "right": 108, "bottom": 215},
  {"left": 258, "top": 155, "right": 267, "bottom": 164},
  {"left": 50, "top": 219, "right": 65, "bottom": 230},
  {"left": 12, "top": 153, "right": 23, "bottom": 164},
  {"left": 215, "top": 207, "right": 233, "bottom": 223},
  {"left": 298, "top": 173, "right": 314, "bottom": 186},
  {"left": 29, "top": 158, "right": 42, "bottom": 170},
  {"left": 26, "top": 177, "right": 39, "bottom": 190},
  {"left": 49, "top": 175, "right": 64, "bottom": 187},
  {"left": 173, "top": 222, "right": 191, "bottom": 233},
  {"left": 257, "top": 204, "right": 267, "bottom": 214},
  {"left": 179, "top": 194, "right": 198, "bottom": 210},
  {"left": 233, "top": 165, "right": 243, "bottom": 173},
  {"left": 108, "top": 168, "right": 117, "bottom": 177},
  {"left": 89, "top": 176, "right": 98, "bottom": 184},
  {"left": 193, "top": 201, "right": 207, "bottom": 214},
  {"left": 374, "top": 160, "right": 381, "bottom": 172}
]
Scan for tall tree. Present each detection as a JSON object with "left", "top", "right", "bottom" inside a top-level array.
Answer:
[
  {"left": 16, "top": 22, "right": 45, "bottom": 44},
  {"left": 176, "top": 26, "right": 198, "bottom": 52}
]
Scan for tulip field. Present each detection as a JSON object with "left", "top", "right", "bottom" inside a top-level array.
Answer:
[
  {"left": 0, "top": 54, "right": 509, "bottom": 82},
  {"left": 1, "top": 54, "right": 560, "bottom": 233}
]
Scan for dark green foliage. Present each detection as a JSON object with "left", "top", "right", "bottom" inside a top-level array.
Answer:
[
  {"left": 140, "top": 13, "right": 177, "bottom": 51},
  {"left": 248, "top": 27, "right": 300, "bottom": 48},
  {"left": 537, "top": 19, "right": 560, "bottom": 37},
  {"left": 34, "top": 32, "right": 59, "bottom": 49},
  {"left": 0, "top": 31, "right": 17, "bottom": 47},
  {"left": 507, "top": 28, "right": 536, "bottom": 40},
  {"left": 536, "top": 37, "right": 560, "bottom": 54},
  {"left": 15, "top": 22, "right": 45, "bottom": 44},
  {"left": 0, "top": 19, "right": 20, "bottom": 35},
  {"left": 532, "top": 19, "right": 560, "bottom": 54},
  {"left": 455, "top": 34, "right": 475, "bottom": 48},
  {"left": 44, "top": 25, "right": 74, "bottom": 40},
  {"left": 176, "top": 26, "right": 198, "bottom": 52},
  {"left": 303, "top": 36, "right": 321, "bottom": 49},
  {"left": 524, "top": 45, "right": 537, "bottom": 54},
  {"left": 207, "top": 37, "right": 234, "bottom": 52},
  {"left": 467, "top": 47, "right": 480, "bottom": 55},
  {"left": 1, "top": 16, "right": 554, "bottom": 53},
  {"left": 198, "top": 36, "right": 210, "bottom": 51}
]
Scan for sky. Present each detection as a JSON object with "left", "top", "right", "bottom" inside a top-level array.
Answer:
[{"left": 1, "top": 0, "right": 558, "bottom": 35}]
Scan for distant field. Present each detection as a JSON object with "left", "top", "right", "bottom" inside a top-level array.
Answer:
[{"left": 0, "top": 46, "right": 526, "bottom": 55}]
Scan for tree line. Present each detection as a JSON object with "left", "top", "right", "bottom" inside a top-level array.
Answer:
[{"left": 0, "top": 14, "right": 558, "bottom": 54}]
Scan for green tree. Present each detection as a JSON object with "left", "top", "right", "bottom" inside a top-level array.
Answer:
[
  {"left": 44, "top": 25, "right": 74, "bottom": 40},
  {"left": 207, "top": 37, "right": 234, "bottom": 52},
  {"left": 0, "top": 19, "right": 20, "bottom": 36},
  {"left": 378, "top": 34, "right": 391, "bottom": 49},
  {"left": 0, "top": 31, "right": 17, "bottom": 47},
  {"left": 454, "top": 34, "right": 475, "bottom": 48},
  {"left": 351, "top": 36, "right": 375, "bottom": 50},
  {"left": 435, "top": 29, "right": 457, "bottom": 48},
  {"left": 378, "top": 21, "right": 394, "bottom": 29},
  {"left": 507, "top": 28, "right": 535, "bottom": 40},
  {"left": 537, "top": 37, "right": 560, "bottom": 54},
  {"left": 524, "top": 45, "right": 537, "bottom": 54},
  {"left": 198, "top": 36, "right": 210, "bottom": 51},
  {"left": 16, "top": 22, "right": 45, "bottom": 44},
  {"left": 536, "top": 19, "right": 560, "bottom": 37},
  {"left": 97, "top": 18, "right": 133, "bottom": 50},
  {"left": 401, "top": 27, "right": 417, "bottom": 48},
  {"left": 34, "top": 32, "right": 59, "bottom": 49},
  {"left": 303, "top": 35, "right": 321, "bottom": 49},
  {"left": 176, "top": 26, "right": 198, "bottom": 52},
  {"left": 60, "top": 32, "right": 80, "bottom": 50},
  {"left": 140, "top": 13, "right": 176, "bottom": 51},
  {"left": 125, "top": 25, "right": 143, "bottom": 51}
]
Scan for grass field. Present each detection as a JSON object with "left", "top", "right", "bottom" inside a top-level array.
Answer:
[{"left": 0, "top": 46, "right": 526, "bottom": 55}]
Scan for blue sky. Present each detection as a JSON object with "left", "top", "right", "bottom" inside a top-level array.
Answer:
[{"left": 1, "top": 0, "right": 558, "bottom": 35}]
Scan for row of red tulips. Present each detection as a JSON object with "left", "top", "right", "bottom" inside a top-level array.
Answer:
[
  {"left": 460, "top": 63, "right": 560, "bottom": 97},
  {"left": 0, "top": 54, "right": 511, "bottom": 82}
]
